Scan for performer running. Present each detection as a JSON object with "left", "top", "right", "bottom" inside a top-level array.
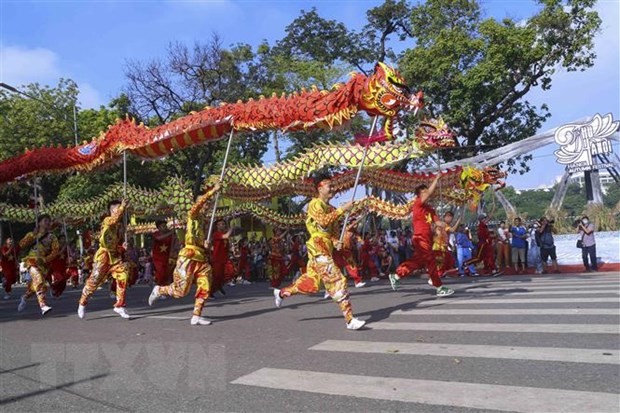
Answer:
[
  {"left": 1, "top": 237, "right": 19, "bottom": 299},
  {"left": 388, "top": 175, "right": 455, "bottom": 297},
  {"left": 17, "top": 214, "right": 58, "bottom": 315},
  {"left": 77, "top": 199, "right": 131, "bottom": 319},
  {"left": 465, "top": 214, "right": 502, "bottom": 276},
  {"left": 148, "top": 183, "right": 221, "bottom": 326},
  {"left": 273, "top": 175, "right": 366, "bottom": 330},
  {"left": 333, "top": 217, "right": 366, "bottom": 288}
]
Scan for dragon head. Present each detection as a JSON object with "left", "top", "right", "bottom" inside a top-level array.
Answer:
[
  {"left": 458, "top": 166, "right": 507, "bottom": 207},
  {"left": 414, "top": 118, "right": 456, "bottom": 150},
  {"left": 360, "top": 63, "right": 424, "bottom": 139}
]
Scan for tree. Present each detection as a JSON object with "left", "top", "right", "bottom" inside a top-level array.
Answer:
[
  {"left": 124, "top": 35, "right": 270, "bottom": 197},
  {"left": 400, "top": 0, "right": 601, "bottom": 173}
]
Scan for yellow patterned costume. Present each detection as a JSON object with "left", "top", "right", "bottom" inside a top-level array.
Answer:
[
  {"left": 280, "top": 198, "right": 354, "bottom": 323},
  {"left": 158, "top": 187, "right": 218, "bottom": 317},
  {"left": 79, "top": 201, "right": 128, "bottom": 308},
  {"left": 19, "top": 229, "right": 59, "bottom": 310}
]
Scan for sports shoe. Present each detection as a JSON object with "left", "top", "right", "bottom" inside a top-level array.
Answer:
[
  {"left": 109, "top": 292, "right": 116, "bottom": 299},
  {"left": 41, "top": 305, "right": 52, "bottom": 316},
  {"left": 3, "top": 293, "right": 10, "bottom": 300},
  {"left": 388, "top": 273, "right": 400, "bottom": 291},
  {"left": 436, "top": 286, "right": 455, "bottom": 297},
  {"left": 148, "top": 285, "right": 160, "bottom": 306},
  {"left": 324, "top": 291, "right": 330, "bottom": 299},
  {"left": 273, "top": 288, "right": 282, "bottom": 308},
  {"left": 17, "top": 296, "right": 26, "bottom": 312},
  {"left": 354, "top": 282, "right": 366, "bottom": 288},
  {"left": 470, "top": 272, "right": 480, "bottom": 277},
  {"left": 77, "top": 304, "right": 86, "bottom": 319},
  {"left": 113, "top": 307, "right": 131, "bottom": 319},
  {"left": 346, "top": 317, "right": 366, "bottom": 330},
  {"left": 370, "top": 277, "right": 380, "bottom": 282},
  {"left": 227, "top": 281, "right": 236, "bottom": 287},
  {"left": 491, "top": 270, "right": 503, "bottom": 277},
  {"left": 427, "top": 278, "right": 434, "bottom": 286},
  {"left": 190, "top": 316, "right": 212, "bottom": 326}
]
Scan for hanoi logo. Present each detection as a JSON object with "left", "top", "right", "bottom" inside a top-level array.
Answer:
[{"left": 554, "top": 113, "right": 618, "bottom": 173}]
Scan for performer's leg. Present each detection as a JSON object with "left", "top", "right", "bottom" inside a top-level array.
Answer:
[
  {"left": 192, "top": 262, "right": 212, "bottom": 317},
  {"left": 279, "top": 260, "right": 321, "bottom": 298},
  {"left": 29, "top": 266, "right": 50, "bottom": 309},
  {"left": 159, "top": 257, "right": 195, "bottom": 299},
  {"left": 79, "top": 253, "right": 110, "bottom": 307},
  {"left": 110, "top": 262, "right": 129, "bottom": 308},
  {"left": 321, "top": 262, "right": 354, "bottom": 323},
  {"left": 3, "top": 267, "right": 16, "bottom": 294}
]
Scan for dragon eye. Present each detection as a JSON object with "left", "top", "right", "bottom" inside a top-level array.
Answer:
[{"left": 387, "top": 78, "right": 410, "bottom": 94}]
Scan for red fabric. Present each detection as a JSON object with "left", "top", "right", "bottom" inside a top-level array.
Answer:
[
  {"left": 464, "top": 221, "right": 496, "bottom": 273},
  {"left": 211, "top": 231, "right": 230, "bottom": 291},
  {"left": 269, "top": 255, "right": 288, "bottom": 288},
  {"left": 360, "top": 240, "right": 379, "bottom": 277},
  {"left": 238, "top": 245, "right": 251, "bottom": 280},
  {"left": 152, "top": 230, "right": 174, "bottom": 285},
  {"left": 50, "top": 254, "right": 68, "bottom": 297},
  {"left": 333, "top": 249, "right": 362, "bottom": 283},
  {"left": 1, "top": 245, "right": 19, "bottom": 293},
  {"left": 412, "top": 197, "right": 438, "bottom": 238}
]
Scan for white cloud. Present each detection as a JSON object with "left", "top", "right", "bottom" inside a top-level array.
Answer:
[
  {"left": 0, "top": 46, "right": 60, "bottom": 86},
  {"left": 0, "top": 45, "right": 105, "bottom": 108},
  {"left": 78, "top": 82, "right": 104, "bottom": 109}
]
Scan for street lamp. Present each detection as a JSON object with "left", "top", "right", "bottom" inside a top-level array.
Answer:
[{"left": 0, "top": 82, "right": 79, "bottom": 146}]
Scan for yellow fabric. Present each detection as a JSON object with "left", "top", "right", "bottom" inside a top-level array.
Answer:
[
  {"left": 99, "top": 203, "right": 125, "bottom": 265},
  {"left": 19, "top": 230, "right": 59, "bottom": 272},
  {"left": 305, "top": 198, "right": 343, "bottom": 258}
]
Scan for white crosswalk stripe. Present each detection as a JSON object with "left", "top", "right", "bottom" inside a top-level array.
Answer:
[
  {"left": 416, "top": 297, "right": 619, "bottom": 305},
  {"left": 232, "top": 275, "right": 620, "bottom": 412},
  {"left": 392, "top": 308, "right": 620, "bottom": 315},
  {"left": 232, "top": 368, "right": 619, "bottom": 413},
  {"left": 309, "top": 340, "right": 620, "bottom": 364},
  {"left": 369, "top": 321, "right": 619, "bottom": 334}
]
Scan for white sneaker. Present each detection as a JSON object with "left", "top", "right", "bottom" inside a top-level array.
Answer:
[
  {"left": 427, "top": 278, "right": 434, "bottom": 286},
  {"left": 190, "top": 316, "right": 212, "bottom": 326},
  {"left": 323, "top": 291, "right": 330, "bottom": 299},
  {"left": 346, "top": 317, "right": 366, "bottom": 330},
  {"left": 273, "top": 288, "right": 283, "bottom": 308},
  {"left": 354, "top": 282, "right": 367, "bottom": 288},
  {"left": 148, "top": 285, "right": 160, "bottom": 306},
  {"left": 227, "top": 281, "right": 236, "bottom": 287},
  {"left": 109, "top": 292, "right": 116, "bottom": 299},
  {"left": 77, "top": 304, "right": 86, "bottom": 319},
  {"left": 41, "top": 305, "right": 52, "bottom": 316},
  {"left": 113, "top": 307, "right": 131, "bottom": 319},
  {"left": 370, "top": 277, "right": 380, "bottom": 282},
  {"left": 17, "top": 296, "right": 26, "bottom": 312},
  {"left": 3, "top": 293, "right": 10, "bottom": 300}
]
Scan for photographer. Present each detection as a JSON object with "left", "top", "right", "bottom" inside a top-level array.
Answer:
[
  {"left": 578, "top": 215, "right": 597, "bottom": 272},
  {"left": 537, "top": 217, "right": 560, "bottom": 274}
]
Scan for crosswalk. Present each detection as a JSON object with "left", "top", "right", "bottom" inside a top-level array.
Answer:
[{"left": 231, "top": 274, "right": 620, "bottom": 412}]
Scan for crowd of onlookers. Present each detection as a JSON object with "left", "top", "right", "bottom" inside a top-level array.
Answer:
[{"left": 0, "top": 214, "right": 599, "bottom": 298}]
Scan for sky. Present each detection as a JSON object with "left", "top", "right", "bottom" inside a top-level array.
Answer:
[{"left": 1, "top": 0, "right": 619, "bottom": 191}]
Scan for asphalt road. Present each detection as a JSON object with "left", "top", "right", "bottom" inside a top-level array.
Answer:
[{"left": 1, "top": 272, "right": 618, "bottom": 412}]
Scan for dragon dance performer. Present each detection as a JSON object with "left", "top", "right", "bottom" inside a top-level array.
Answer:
[
  {"left": 268, "top": 228, "right": 288, "bottom": 288},
  {"left": 273, "top": 175, "right": 366, "bottom": 330},
  {"left": 211, "top": 219, "right": 234, "bottom": 293},
  {"left": 148, "top": 183, "right": 221, "bottom": 326},
  {"left": 389, "top": 175, "right": 455, "bottom": 297},
  {"left": 49, "top": 234, "right": 69, "bottom": 298},
  {"left": 465, "top": 214, "right": 502, "bottom": 276},
  {"left": 287, "top": 234, "right": 306, "bottom": 277},
  {"left": 77, "top": 200, "right": 131, "bottom": 319},
  {"left": 1, "top": 237, "right": 19, "bottom": 299},
  {"left": 17, "top": 214, "right": 58, "bottom": 315},
  {"left": 333, "top": 217, "right": 366, "bottom": 288},
  {"left": 151, "top": 220, "right": 177, "bottom": 286}
]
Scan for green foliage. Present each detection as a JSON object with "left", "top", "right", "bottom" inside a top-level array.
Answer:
[{"left": 400, "top": 0, "right": 601, "bottom": 174}]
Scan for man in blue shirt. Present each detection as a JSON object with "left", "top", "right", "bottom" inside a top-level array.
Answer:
[{"left": 510, "top": 218, "right": 528, "bottom": 274}]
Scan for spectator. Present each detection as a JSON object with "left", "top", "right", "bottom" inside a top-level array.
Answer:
[
  {"left": 510, "top": 218, "right": 528, "bottom": 274},
  {"left": 537, "top": 217, "right": 560, "bottom": 273},
  {"left": 386, "top": 230, "right": 400, "bottom": 268},
  {"left": 528, "top": 222, "right": 543, "bottom": 274},
  {"left": 455, "top": 224, "right": 478, "bottom": 277},
  {"left": 578, "top": 215, "right": 597, "bottom": 272},
  {"left": 496, "top": 221, "right": 511, "bottom": 271}
]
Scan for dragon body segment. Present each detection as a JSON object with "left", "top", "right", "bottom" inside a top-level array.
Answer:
[{"left": 0, "top": 63, "right": 422, "bottom": 185}]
